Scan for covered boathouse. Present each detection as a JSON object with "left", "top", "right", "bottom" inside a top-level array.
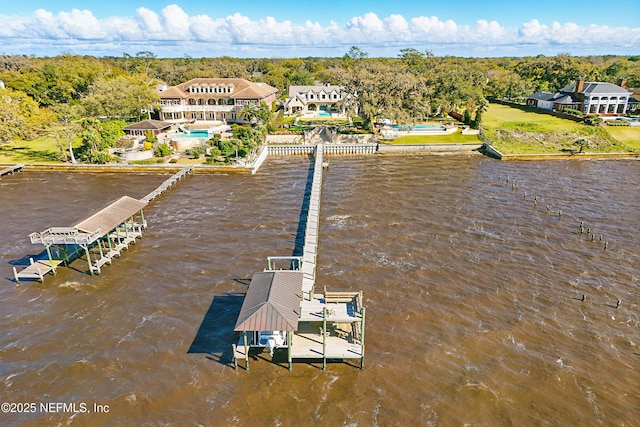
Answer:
[
  {"left": 233, "top": 269, "right": 366, "bottom": 370},
  {"left": 14, "top": 196, "right": 147, "bottom": 283}
]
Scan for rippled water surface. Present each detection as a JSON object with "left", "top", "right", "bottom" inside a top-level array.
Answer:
[{"left": 1, "top": 156, "right": 638, "bottom": 426}]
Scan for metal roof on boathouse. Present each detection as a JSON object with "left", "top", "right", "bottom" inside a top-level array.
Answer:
[{"left": 234, "top": 271, "right": 303, "bottom": 332}]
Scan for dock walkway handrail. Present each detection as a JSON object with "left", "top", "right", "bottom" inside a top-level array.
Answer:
[{"left": 142, "top": 166, "right": 193, "bottom": 203}]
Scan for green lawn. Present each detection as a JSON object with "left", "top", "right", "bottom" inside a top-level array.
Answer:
[
  {"left": 0, "top": 136, "right": 78, "bottom": 164},
  {"left": 604, "top": 126, "right": 640, "bottom": 150},
  {"left": 483, "top": 104, "right": 636, "bottom": 154},
  {"left": 386, "top": 130, "right": 481, "bottom": 145}
]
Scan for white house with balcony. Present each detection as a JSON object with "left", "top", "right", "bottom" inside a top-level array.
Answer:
[
  {"left": 526, "top": 80, "right": 630, "bottom": 115},
  {"left": 158, "top": 78, "right": 278, "bottom": 124},
  {"left": 284, "top": 84, "right": 355, "bottom": 117}
]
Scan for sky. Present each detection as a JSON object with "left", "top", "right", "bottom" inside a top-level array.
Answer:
[{"left": 0, "top": 0, "right": 638, "bottom": 58}]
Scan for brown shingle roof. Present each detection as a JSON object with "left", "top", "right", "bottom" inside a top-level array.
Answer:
[
  {"left": 123, "top": 120, "right": 172, "bottom": 131},
  {"left": 168, "top": 78, "right": 277, "bottom": 99},
  {"left": 159, "top": 86, "right": 187, "bottom": 98},
  {"left": 73, "top": 196, "right": 147, "bottom": 235},
  {"left": 234, "top": 271, "right": 303, "bottom": 332}
]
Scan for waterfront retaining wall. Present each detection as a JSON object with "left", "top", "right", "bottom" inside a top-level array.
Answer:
[
  {"left": 268, "top": 144, "right": 378, "bottom": 156},
  {"left": 377, "top": 143, "right": 482, "bottom": 154}
]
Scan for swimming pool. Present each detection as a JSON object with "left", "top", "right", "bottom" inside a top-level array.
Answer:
[
  {"left": 393, "top": 125, "right": 444, "bottom": 130},
  {"left": 392, "top": 124, "right": 445, "bottom": 131}
]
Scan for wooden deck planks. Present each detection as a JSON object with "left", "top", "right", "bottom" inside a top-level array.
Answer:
[
  {"left": 14, "top": 259, "right": 62, "bottom": 282},
  {"left": 291, "top": 332, "right": 362, "bottom": 359}
]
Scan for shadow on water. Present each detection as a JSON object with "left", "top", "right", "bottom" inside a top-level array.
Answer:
[
  {"left": 188, "top": 292, "right": 245, "bottom": 367},
  {"left": 292, "top": 154, "right": 315, "bottom": 257},
  {"left": 9, "top": 253, "right": 47, "bottom": 266}
]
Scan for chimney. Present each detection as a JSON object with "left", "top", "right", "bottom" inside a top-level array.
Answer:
[
  {"left": 575, "top": 79, "right": 585, "bottom": 93},
  {"left": 618, "top": 79, "right": 627, "bottom": 88}
]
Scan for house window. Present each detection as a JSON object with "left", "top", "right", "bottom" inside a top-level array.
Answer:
[
  {"left": 227, "top": 86, "right": 233, "bottom": 93},
  {"left": 322, "top": 94, "right": 326, "bottom": 99},
  {"left": 309, "top": 94, "right": 314, "bottom": 99}
]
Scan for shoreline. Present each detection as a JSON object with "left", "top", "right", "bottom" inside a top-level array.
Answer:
[
  {"left": 15, "top": 163, "right": 253, "bottom": 174},
  {"left": 1, "top": 148, "right": 639, "bottom": 175}
]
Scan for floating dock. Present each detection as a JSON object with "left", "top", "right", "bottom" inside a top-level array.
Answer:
[
  {"left": 0, "top": 164, "right": 24, "bottom": 179},
  {"left": 233, "top": 143, "right": 366, "bottom": 370}
]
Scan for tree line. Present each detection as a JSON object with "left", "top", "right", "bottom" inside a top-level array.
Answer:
[{"left": 0, "top": 49, "right": 638, "bottom": 160}]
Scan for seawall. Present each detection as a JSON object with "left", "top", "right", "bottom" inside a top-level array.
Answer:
[{"left": 377, "top": 143, "right": 482, "bottom": 154}]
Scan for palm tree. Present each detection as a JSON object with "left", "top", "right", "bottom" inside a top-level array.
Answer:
[{"left": 240, "top": 102, "right": 259, "bottom": 124}]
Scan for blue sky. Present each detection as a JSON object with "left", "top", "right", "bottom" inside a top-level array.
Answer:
[{"left": 0, "top": 0, "right": 638, "bottom": 58}]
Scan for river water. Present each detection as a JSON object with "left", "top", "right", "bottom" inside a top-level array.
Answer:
[{"left": 1, "top": 155, "right": 638, "bottom": 426}]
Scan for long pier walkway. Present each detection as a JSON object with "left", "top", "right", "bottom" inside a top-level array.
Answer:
[
  {"left": 301, "top": 144, "right": 323, "bottom": 298},
  {"left": 142, "top": 166, "right": 193, "bottom": 202},
  {"left": 233, "top": 143, "right": 366, "bottom": 370},
  {"left": 0, "top": 164, "right": 24, "bottom": 179}
]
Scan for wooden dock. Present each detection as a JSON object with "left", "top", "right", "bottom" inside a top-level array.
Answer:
[
  {"left": 13, "top": 258, "right": 63, "bottom": 283},
  {"left": 141, "top": 166, "right": 193, "bottom": 202},
  {"left": 0, "top": 164, "right": 24, "bottom": 179},
  {"left": 232, "top": 144, "right": 366, "bottom": 370},
  {"left": 13, "top": 167, "right": 193, "bottom": 283}
]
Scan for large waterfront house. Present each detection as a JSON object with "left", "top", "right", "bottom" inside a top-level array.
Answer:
[
  {"left": 158, "top": 78, "right": 278, "bottom": 123},
  {"left": 526, "top": 80, "right": 631, "bottom": 115},
  {"left": 283, "top": 84, "right": 355, "bottom": 116}
]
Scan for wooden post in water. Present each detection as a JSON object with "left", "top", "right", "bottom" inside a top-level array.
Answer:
[
  {"left": 140, "top": 209, "right": 147, "bottom": 229},
  {"left": 360, "top": 307, "right": 366, "bottom": 369},
  {"left": 97, "top": 239, "right": 105, "bottom": 263},
  {"left": 287, "top": 331, "right": 293, "bottom": 371},
  {"left": 322, "top": 307, "right": 327, "bottom": 370},
  {"left": 232, "top": 344, "right": 237, "bottom": 370},
  {"left": 243, "top": 331, "right": 249, "bottom": 371},
  {"left": 45, "top": 244, "right": 56, "bottom": 275},
  {"left": 83, "top": 245, "right": 93, "bottom": 275}
]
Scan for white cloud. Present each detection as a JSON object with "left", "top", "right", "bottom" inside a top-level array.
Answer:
[
  {"left": 0, "top": 6, "right": 638, "bottom": 57},
  {"left": 136, "top": 7, "right": 164, "bottom": 35},
  {"left": 162, "top": 4, "right": 191, "bottom": 39},
  {"left": 58, "top": 9, "right": 103, "bottom": 39}
]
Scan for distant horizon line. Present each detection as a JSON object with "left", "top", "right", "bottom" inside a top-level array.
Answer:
[{"left": 2, "top": 52, "right": 638, "bottom": 60}]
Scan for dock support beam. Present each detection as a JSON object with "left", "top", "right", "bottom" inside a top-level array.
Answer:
[
  {"left": 82, "top": 245, "right": 93, "bottom": 275},
  {"left": 322, "top": 307, "right": 327, "bottom": 370},
  {"left": 360, "top": 307, "right": 366, "bottom": 369},
  {"left": 287, "top": 331, "right": 293, "bottom": 371},
  {"left": 232, "top": 344, "right": 238, "bottom": 370},
  {"left": 243, "top": 331, "right": 249, "bottom": 371},
  {"left": 45, "top": 244, "right": 56, "bottom": 275}
]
